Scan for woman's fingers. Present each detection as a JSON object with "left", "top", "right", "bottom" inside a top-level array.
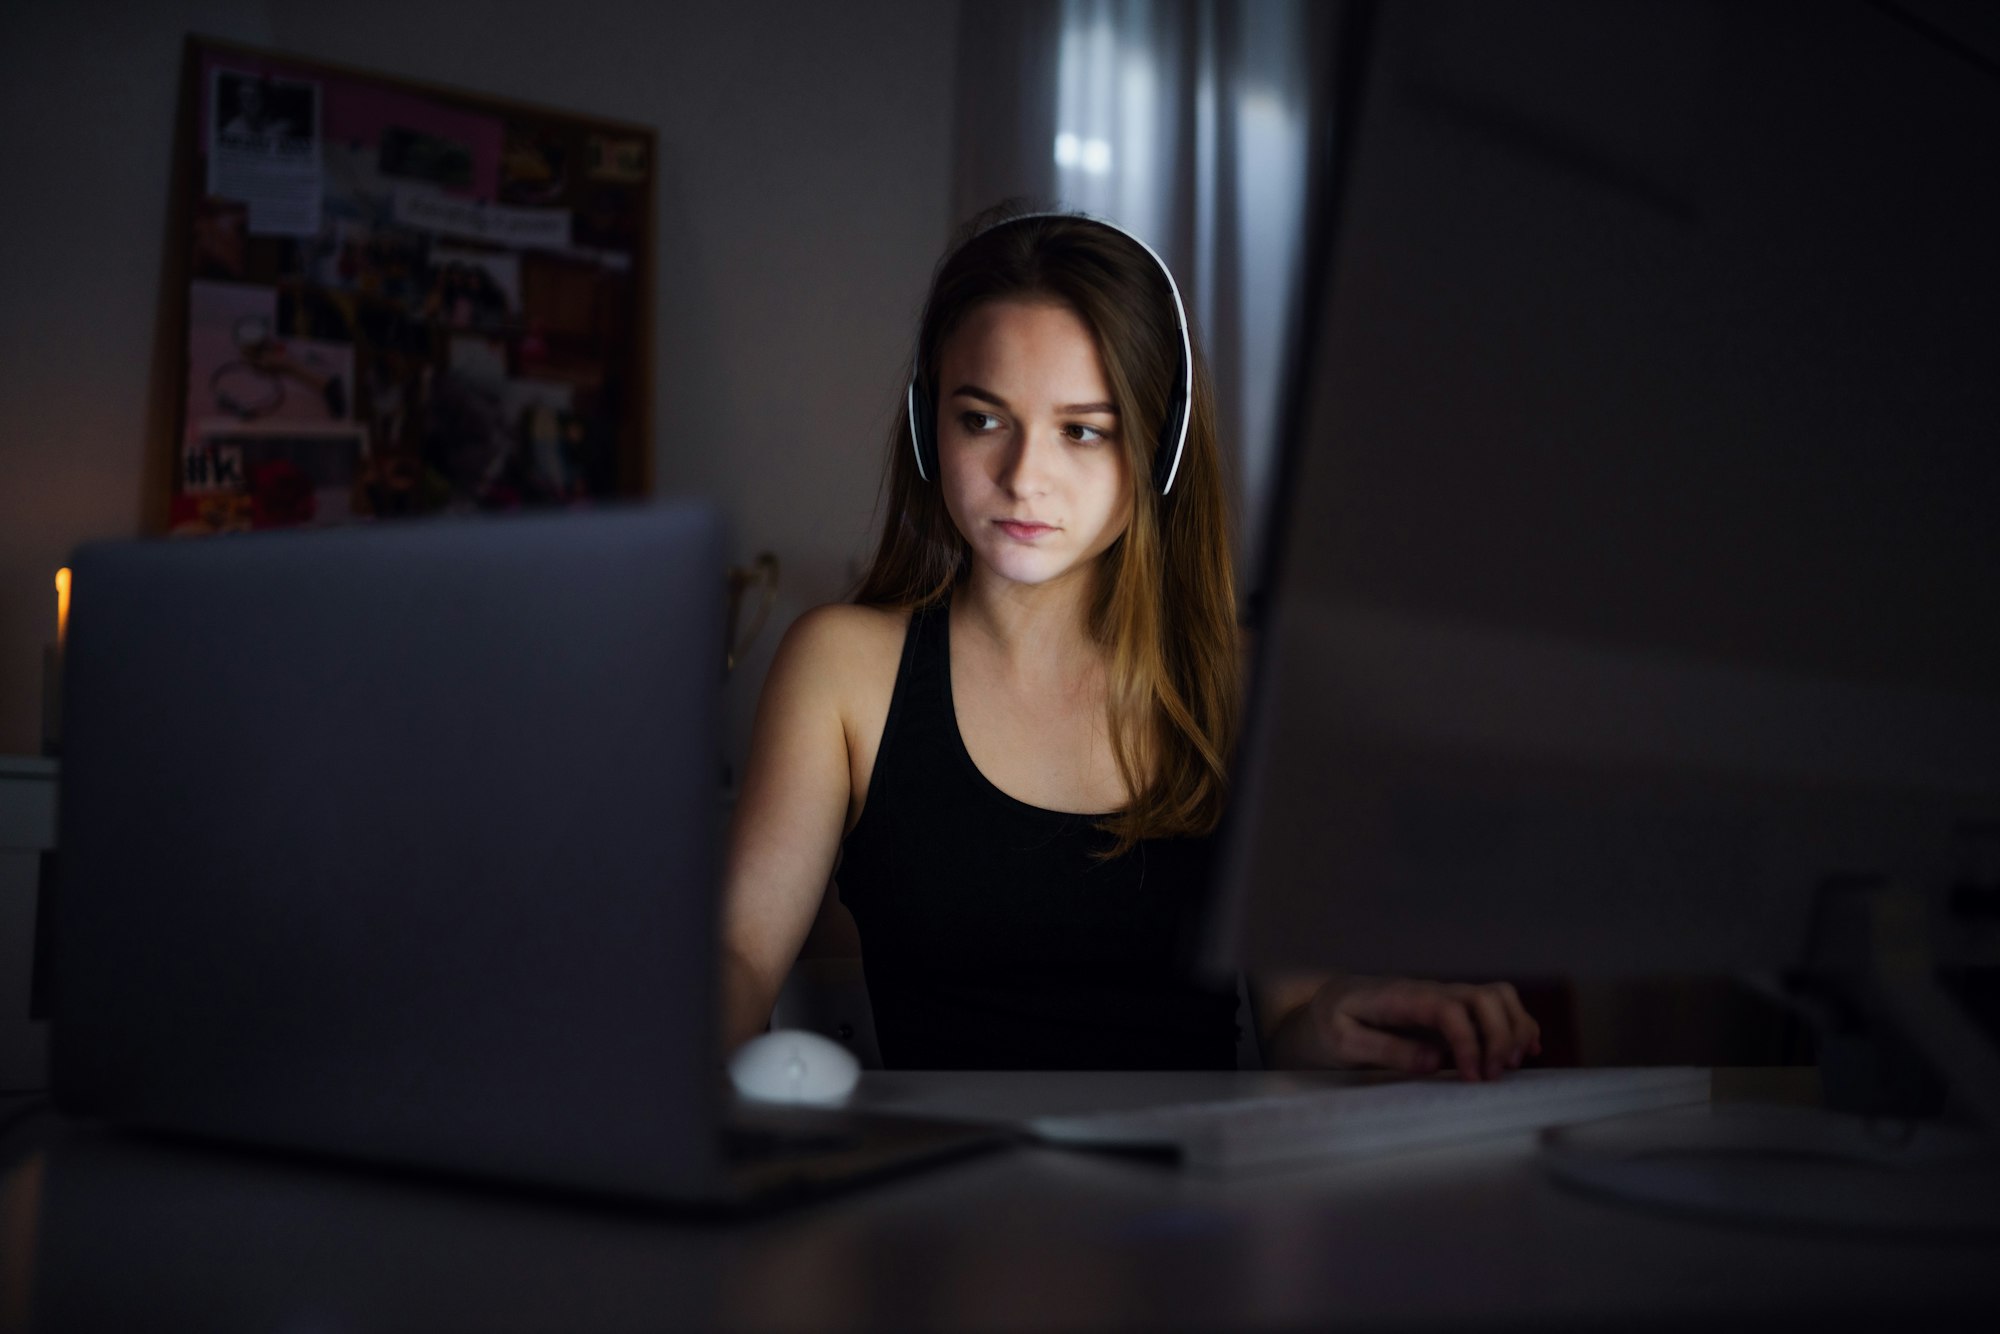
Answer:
[
  {"left": 1457, "top": 983, "right": 1528, "bottom": 1077},
  {"left": 1329, "top": 978, "right": 1541, "bottom": 1080},
  {"left": 1409, "top": 990, "right": 1483, "bottom": 1081},
  {"left": 1324, "top": 978, "right": 1476, "bottom": 1077},
  {"left": 1328, "top": 1014, "right": 1443, "bottom": 1075},
  {"left": 1498, "top": 982, "right": 1543, "bottom": 1059}
]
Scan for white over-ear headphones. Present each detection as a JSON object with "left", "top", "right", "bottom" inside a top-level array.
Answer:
[{"left": 905, "top": 212, "right": 1194, "bottom": 495}]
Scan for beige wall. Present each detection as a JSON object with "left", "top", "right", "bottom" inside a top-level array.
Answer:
[{"left": 0, "top": 0, "right": 959, "bottom": 772}]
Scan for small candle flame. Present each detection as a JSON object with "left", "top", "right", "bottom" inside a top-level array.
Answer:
[{"left": 55, "top": 567, "right": 71, "bottom": 648}]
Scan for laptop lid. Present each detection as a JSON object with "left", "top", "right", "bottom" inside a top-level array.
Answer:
[{"left": 52, "top": 503, "right": 731, "bottom": 1201}]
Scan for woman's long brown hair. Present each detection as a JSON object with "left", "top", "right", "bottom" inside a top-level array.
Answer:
[{"left": 853, "top": 206, "right": 1239, "bottom": 858}]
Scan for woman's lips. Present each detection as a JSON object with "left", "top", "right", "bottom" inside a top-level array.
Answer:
[{"left": 995, "top": 520, "right": 1057, "bottom": 542}]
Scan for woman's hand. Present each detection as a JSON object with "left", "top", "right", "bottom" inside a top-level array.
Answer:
[{"left": 1267, "top": 975, "right": 1541, "bottom": 1079}]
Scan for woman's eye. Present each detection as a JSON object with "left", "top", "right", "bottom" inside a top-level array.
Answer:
[
  {"left": 959, "top": 411, "right": 1001, "bottom": 433},
  {"left": 1063, "top": 423, "right": 1107, "bottom": 444}
]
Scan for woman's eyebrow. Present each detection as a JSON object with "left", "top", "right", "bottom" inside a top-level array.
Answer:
[{"left": 949, "top": 384, "right": 1118, "bottom": 416}]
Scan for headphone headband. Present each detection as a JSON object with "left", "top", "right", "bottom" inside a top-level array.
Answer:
[{"left": 906, "top": 212, "right": 1194, "bottom": 496}]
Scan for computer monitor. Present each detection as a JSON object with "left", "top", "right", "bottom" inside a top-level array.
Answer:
[{"left": 1208, "top": 0, "right": 2000, "bottom": 1074}]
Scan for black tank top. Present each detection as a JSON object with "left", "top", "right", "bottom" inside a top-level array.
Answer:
[{"left": 837, "top": 602, "right": 1241, "bottom": 1070}]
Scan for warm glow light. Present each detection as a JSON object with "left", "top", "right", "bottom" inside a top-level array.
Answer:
[{"left": 55, "top": 568, "right": 71, "bottom": 648}]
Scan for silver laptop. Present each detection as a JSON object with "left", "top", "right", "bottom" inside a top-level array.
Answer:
[{"left": 50, "top": 502, "right": 1000, "bottom": 1207}]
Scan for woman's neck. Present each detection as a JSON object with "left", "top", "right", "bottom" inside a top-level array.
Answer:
[{"left": 954, "top": 562, "right": 1104, "bottom": 686}]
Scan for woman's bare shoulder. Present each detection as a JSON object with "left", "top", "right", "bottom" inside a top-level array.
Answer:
[
  {"left": 781, "top": 601, "right": 909, "bottom": 653},
  {"left": 770, "top": 604, "right": 913, "bottom": 817},
  {"left": 770, "top": 602, "right": 911, "bottom": 695}
]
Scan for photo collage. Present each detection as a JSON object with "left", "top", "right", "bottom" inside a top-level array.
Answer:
[{"left": 175, "top": 48, "right": 651, "bottom": 535}]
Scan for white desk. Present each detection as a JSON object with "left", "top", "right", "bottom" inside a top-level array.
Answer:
[{"left": 0, "top": 1070, "right": 1988, "bottom": 1331}]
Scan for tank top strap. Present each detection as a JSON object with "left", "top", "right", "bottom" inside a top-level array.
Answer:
[
  {"left": 901, "top": 598, "right": 952, "bottom": 723},
  {"left": 846, "top": 599, "right": 951, "bottom": 853}
]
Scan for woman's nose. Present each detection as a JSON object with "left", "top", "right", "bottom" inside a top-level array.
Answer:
[{"left": 994, "top": 427, "right": 1054, "bottom": 496}]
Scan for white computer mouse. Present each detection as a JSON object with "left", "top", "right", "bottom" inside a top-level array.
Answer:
[{"left": 727, "top": 1028, "right": 861, "bottom": 1106}]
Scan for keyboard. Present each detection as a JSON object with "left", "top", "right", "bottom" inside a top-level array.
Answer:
[{"left": 1026, "top": 1067, "right": 1712, "bottom": 1170}]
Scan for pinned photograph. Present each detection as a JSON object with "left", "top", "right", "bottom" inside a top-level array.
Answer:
[
  {"left": 501, "top": 128, "right": 569, "bottom": 206},
  {"left": 428, "top": 355, "right": 511, "bottom": 500},
  {"left": 208, "top": 68, "right": 323, "bottom": 237},
  {"left": 586, "top": 134, "right": 648, "bottom": 183},
  {"left": 185, "top": 422, "right": 366, "bottom": 529},
  {"left": 322, "top": 80, "right": 503, "bottom": 201},
  {"left": 379, "top": 125, "right": 477, "bottom": 190},
  {"left": 187, "top": 280, "right": 353, "bottom": 430},
  {"left": 422, "top": 245, "right": 520, "bottom": 330},
  {"left": 215, "top": 70, "right": 312, "bottom": 141}
]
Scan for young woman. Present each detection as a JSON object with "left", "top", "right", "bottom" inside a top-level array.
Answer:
[{"left": 721, "top": 207, "right": 1539, "bottom": 1075}]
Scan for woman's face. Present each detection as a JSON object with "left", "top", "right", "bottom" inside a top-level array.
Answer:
[{"left": 934, "top": 298, "right": 1133, "bottom": 593}]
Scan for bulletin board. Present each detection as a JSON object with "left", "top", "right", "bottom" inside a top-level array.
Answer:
[{"left": 164, "top": 37, "right": 654, "bottom": 534}]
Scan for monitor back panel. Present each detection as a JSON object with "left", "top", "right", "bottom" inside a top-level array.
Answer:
[{"left": 1215, "top": 1, "right": 2000, "bottom": 978}]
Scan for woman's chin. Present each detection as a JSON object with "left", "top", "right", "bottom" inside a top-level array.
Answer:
[{"left": 976, "top": 547, "right": 1082, "bottom": 590}]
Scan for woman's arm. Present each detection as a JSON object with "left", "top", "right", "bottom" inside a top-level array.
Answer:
[
  {"left": 718, "top": 607, "right": 873, "bottom": 1053},
  {"left": 1253, "top": 973, "right": 1541, "bottom": 1079}
]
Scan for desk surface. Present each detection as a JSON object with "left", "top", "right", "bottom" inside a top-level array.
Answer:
[{"left": 0, "top": 1071, "right": 1990, "bottom": 1332}]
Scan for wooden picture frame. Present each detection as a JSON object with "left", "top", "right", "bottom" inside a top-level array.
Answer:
[{"left": 157, "top": 37, "right": 654, "bottom": 534}]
